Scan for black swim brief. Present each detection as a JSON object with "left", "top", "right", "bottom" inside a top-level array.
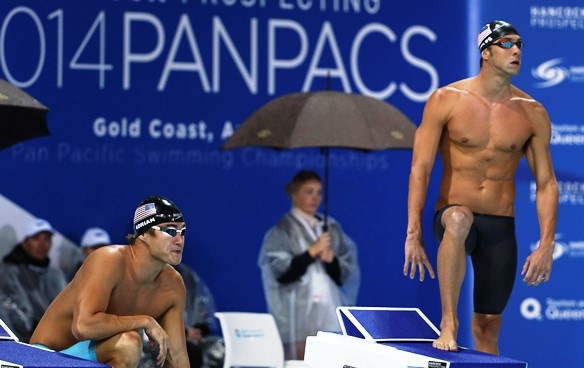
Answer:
[{"left": 433, "top": 204, "right": 517, "bottom": 315}]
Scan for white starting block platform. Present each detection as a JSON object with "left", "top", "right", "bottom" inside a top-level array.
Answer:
[
  {"left": 0, "top": 319, "right": 109, "bottom": 368},
  {"left": 304, "top": 307, "right": 528, "bottom": 368}
]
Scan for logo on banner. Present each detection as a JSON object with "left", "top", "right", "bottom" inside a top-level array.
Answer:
[
  {"left": 520, "top": 298, "right": 543, "bottom": 320},
  {"left": 550, "top": 125, "right": 584, "bottom": 146},
  {"left": 427, "top": 362, "right": 447, "bottom": 368},
  {"left": 532, "top": 59, "right": 569, "bottom": 88},
  {"left": 520, "top": 297, "right": 584, "bottom": 321},
  {"left": 532, "top": 58, "right": 584, "bottom": 88},
  {"left": 233, "top": 328, "right": 265, "bottom": 339},
  {"left": 530, "top": 6, "right": 584, "bottom": 30}
]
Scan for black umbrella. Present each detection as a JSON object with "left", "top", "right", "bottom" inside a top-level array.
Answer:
[
  {"left": 222, "top": 90, "right": 417, "bottom": 228},
  {"left": 0, "top": 79, "right": 50, "bottom": 151}
]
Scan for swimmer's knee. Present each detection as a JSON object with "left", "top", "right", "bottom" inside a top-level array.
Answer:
[
  {"left": 472, "top": 313, "right": 502, "bottom": 355},
  {"left": 442, "top": 206, "right": 473, "bottom": 235},
  {"left": 99, "top": 331, "right": 143, "bottom": 368},
  {"left": 117, "top": 331, "right": 143, "bottom": 362},
  {"left": 119, "top": 330, "right": 143, "bottom": 351},
  {"left": 472, "top": 313, "right": 502, "bottom": 341}
]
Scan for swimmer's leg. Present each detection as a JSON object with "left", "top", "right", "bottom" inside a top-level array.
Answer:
[{"left": 433, "top": 206, "right": 474, "bottom": 352}]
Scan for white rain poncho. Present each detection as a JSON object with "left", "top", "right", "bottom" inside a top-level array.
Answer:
[
  {"left": 258, "top": 212, "right": 360, "bottom": 359},
  {"left": 0, "top": 244, "right": 67, "bottom": 342}
]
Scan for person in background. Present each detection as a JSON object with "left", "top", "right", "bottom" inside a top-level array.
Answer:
[
  {"left": 67, "top": 227, "right": 112, "bottom": 281},
  {"left": 66, "top": 227, "right": 112, "bottom": 281},
  {"left": 403, "top": 20, "right": 558, "bottom": 354},
  {"left": 258, "top": 169, "right": 360, "bottom": 360},
  {"left": 0, "top": 218, "right": 67, "bottom": 342}
]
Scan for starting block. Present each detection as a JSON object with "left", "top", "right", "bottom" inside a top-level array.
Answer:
[
  {"left": 0, "top": 319, "right": 109, "bottom": 368},
  {"left": 304, "top": 307, "right": 528, "bottom": 368}
]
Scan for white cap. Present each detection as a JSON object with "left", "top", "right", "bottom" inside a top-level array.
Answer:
[
  {"left": 24, "top": 218, "right": 54, "bottom": 239},
  {"left": 81, "top": 227, "right": 111, "bottom": 248}
]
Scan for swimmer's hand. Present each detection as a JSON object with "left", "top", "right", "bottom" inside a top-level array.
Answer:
[
  {"left": 145, "top": 319, "right": 170, "bottom": 367},
  {"left": 404, "top": 236, "right": 435, "bottom": 281},
  {"left": 522, "top": 241, "right": 554, "bottom": 286}
]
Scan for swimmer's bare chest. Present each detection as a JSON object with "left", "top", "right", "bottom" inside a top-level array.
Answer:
[
  {"left": 108, "top": 279, "right": 174, "bottom": 318},
  {"left": 437, "top": 97, "right": 533, "bottom": 214}
]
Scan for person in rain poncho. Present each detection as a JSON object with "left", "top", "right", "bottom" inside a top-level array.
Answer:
[
  {"left": 258, "top": 169, "right": 360, "bottom": 360},
  {"left": 0, "top": 218, "right": 67, "bottom": 342}
]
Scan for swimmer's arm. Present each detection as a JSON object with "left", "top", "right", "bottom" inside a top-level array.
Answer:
[
  {"left": 522, "top": 102, "right": 558, "bottom": 284},
  {"left": 159, "top": 299, "right": 189, "bottom": 368},
  {"left": 404, "top": 89, "right": 451, "bottom": 281},
  {"left": 71, "top": 249, "right": 157, "bottom": 340},
  {"left": 407, "top": 89, "right": 450, "bottom": 238},
  {"left": 524, "top": 103, "right": 559, "bottom": 248}
]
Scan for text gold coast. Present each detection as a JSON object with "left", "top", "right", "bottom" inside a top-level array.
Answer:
[{"left": 93, "top": 116, "right": 215, "bottom": 142}]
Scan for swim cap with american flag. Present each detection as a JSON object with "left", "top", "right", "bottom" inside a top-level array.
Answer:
[
  {"left": 133, "top": 196, "right": 184, "bottom": 235},
  {"left": 477, "top": 20, "right": 520, "bottom": 52}
]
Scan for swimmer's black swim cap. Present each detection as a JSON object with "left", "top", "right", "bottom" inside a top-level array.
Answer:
[
  {"left": 133, "top": 196, "right": 184, "bottom": 235},
  {"left": 477, "top": 20, "right": 520, "bottom": 52}
]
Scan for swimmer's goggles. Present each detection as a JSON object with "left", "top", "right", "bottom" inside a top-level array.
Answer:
[
  {"left": 151, "top": 225, "right": 186, "bottom": 237},
  {"left": 493, "top": 39, "right": 524, "bottom": 49}
]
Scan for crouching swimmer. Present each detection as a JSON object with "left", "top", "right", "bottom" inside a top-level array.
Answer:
[{"left": 30, "top": 196, "right": 189, "bottom": 368}]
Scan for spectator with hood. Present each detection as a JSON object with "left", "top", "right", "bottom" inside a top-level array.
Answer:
[
  {"left": 0, "top": 218, "right": 67, "bottom": 342},
  {"left": 258, "top": 170, "right": 360, "bottom": 360}
]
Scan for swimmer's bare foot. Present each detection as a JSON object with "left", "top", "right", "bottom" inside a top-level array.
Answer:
[
  {"left": 433, "top": 335, "right": 458, "bottom": 351},
  {"left": 433, "top": 325, "right": 458, "bottom": 352}
]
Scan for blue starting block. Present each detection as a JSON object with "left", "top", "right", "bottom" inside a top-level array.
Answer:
[
  {"left": 0, "top": 319, "right": 109, "bottom": 368},
  {"left": 305, "top": 307, "right": 528, "bottom": 368}
]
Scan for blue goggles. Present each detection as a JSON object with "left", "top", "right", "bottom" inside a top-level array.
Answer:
[{"left": 494, "top": 39, "right": 524, "bottom": 49}]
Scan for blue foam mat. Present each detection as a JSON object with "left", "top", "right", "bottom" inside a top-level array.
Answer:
[
  {"left": 385, "top": 341, "right": 527, "bottom": 368},
  {"left": 0, "top": 341, "right": 109, "bottom": 368},
  {"left": 336, "top": 308, "right": 527, "bottom": 367}
]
